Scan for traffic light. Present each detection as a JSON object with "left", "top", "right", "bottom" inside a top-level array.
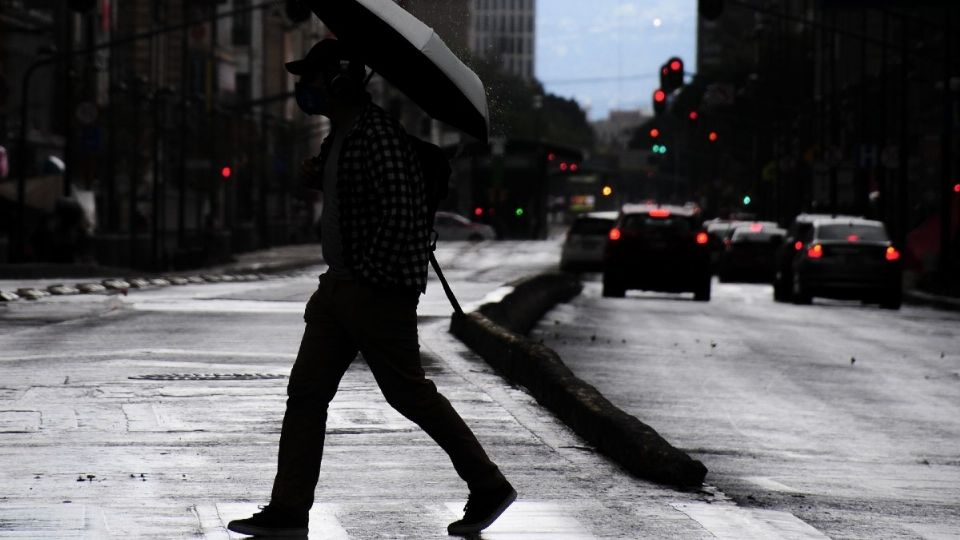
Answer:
[
  {"left": 699, "top": 0, "right": 724, "bottom": 20},
  {"left": 220, "top": 166, "right": 233, "bottom": 180},
  {"left": 69, "top": 0, "right": 97, "bottom": 12},
  {"left": 653, "top": 89, "right": 667, "bottom": 115},
  {"left": 742, "top": 195, "right": 752, "bottom": 206},
  {"left": 652, "top": 144, "right": 668, "bottom": 155},
  {"left": 708, "top": 131, "right": 719, "bottom": 142},
  {"left": 665, "top": 57, "right": 684, "bottom": 91},
  {"left": 650, "top": 128, "right": 660, "bottom": 139},
  {"left": 286, "top": 0, "right": 311, "bottom": 23},
  {"left": 515, "top": 207, "right": 525, "bottom": 217},
  {"left": 602, "top": 186, "right": 614, "bottom": 197},
  {"left": 688, "top": 111, "right": 699, "bottom": 121}
]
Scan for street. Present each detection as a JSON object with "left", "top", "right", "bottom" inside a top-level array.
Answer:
[
  {"left": 533, "top": 273, "right": 960, "bottom": 540},
  {"left": 1, "top": 239, "right": 957, "bottom": 538}
]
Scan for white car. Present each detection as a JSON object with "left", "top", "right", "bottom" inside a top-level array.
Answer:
[
  {"left": 433, "top": 211, "right": 497, "bottom": 241},
  {"left": 559, "top": 211, "right": 618, "bottom": 272}
]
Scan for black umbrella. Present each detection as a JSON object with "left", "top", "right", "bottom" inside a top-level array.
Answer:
[{"left": 306, "top": 0, "right": 489, "bottom": 142}]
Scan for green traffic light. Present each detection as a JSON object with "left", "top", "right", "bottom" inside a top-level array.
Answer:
[
  {"left": 743, "top": 195, "right": 752, "bottom": 206},
  {"left": 515, "top": 208, "right": 525, "bottom": 217}
]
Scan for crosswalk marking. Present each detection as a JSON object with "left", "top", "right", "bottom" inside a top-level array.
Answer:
[{"left": 672, "top": 501, "right": 828, "bottom": 539}]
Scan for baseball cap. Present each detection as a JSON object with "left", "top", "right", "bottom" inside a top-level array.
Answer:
[{"left": 285, "top": 38, "right": 362, "bottom": 77}]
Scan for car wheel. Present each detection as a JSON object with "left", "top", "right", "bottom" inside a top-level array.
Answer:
[
  {"left": 772, "top": 272, "right": 792, "bottom": 302},
  {"left": 792, "top": 275, "right": 812, "bottom": 305},
  {"left": 879, "top": 289, "right": 902, "bottom": 310},
  {"left": 602, "top": 277, "right": 626, "bottom": 298},
  {"left": 694, "top": 279, "right": 711, "bottom": 302}
]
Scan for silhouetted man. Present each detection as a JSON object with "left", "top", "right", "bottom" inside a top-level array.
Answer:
[{"left": 228, "top": 39, "right": 515, "bottom": 537}]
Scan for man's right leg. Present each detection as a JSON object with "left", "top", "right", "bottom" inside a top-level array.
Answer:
[{"left": 269, "top": 282, "right": 359, "bottom": 513}]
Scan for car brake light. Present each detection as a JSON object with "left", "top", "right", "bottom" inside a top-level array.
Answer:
[
  {"left": 750, "top": 223, "right": 763, "bottom": 232},
  {"left": 807, "top": 244, "right": 823, "bottom": 259},
  {"left": 696, "top": 232, "right": 709, "bottom": 245},
  {"left": 847, "top": 234, "right": 859, "bottom": 242},
  {"left": 885, "top": 246, "right": 901, "bottom": 261},
  {"left": 609, "top": 228, "right": 622, "bottom": 241},
  {"left": 794, "top": 241, "right": 803, "bottom": 251},
  {"left": 649, "top": 209, "right": 671, "bottom": 218}
]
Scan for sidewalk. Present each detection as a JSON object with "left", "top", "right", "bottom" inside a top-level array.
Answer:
[{"left": 0, "top": 244, "right": 323, "bottom": 300}]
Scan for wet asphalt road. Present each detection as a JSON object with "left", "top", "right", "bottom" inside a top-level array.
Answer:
[
  {"left": 2, "top": 239, "right": 957, "bottom": 538},
  {"left": 533, "top": 275, "right": 960, "bottom": 540}
]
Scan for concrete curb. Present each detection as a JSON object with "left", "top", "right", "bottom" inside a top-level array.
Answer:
[
  {"left": 904, "top": 289, "right": 960, "bottom": 312},
  {"left": 450, "top": 273, "right": 708, "bottom": 488}
]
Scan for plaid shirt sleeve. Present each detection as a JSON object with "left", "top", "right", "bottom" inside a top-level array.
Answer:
[{"left": 350, "top": 109, "right": 430, "bottom": 291}]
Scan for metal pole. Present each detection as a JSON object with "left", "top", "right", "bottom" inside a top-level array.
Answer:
[
  {"left": 14, "top": 61, "right": 50, "bottom": 261},
  {"left": 178, "top": 0, "right": 189, "bottom": 248},
  {"left": 939, "top": 6, "right": 953, "bottom": 279},
  {"left": 897, "top": 16, "right": 909, "bottom": 247},
  {"left": 63, "top": 8, "right": 75, "bottom": 198}
]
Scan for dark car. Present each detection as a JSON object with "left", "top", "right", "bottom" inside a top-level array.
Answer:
[
  {"left": 786, "top": 217, "right": 902, "bottom": 308},
  {"left": 717, "top": 223, "right": 786, "bottom": 283},
  {"left": 773, "top": 213, "right": 861, "bottom": 302},
  {"left": 602, "top": 204, "right": 712, "bottom": 300},
  {"left": 560, "top": 211, "right": 618, "bottom": 272}
]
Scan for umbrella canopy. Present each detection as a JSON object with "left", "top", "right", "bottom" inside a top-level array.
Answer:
[{"left": 306, "top": 0, "right": 488, "bottom": 142}]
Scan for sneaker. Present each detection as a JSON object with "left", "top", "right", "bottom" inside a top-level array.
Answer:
[
  {"left": 227, "top": 505, "right": 308, "bottom": 537},
  {"left": 447, "top": 481, "right": 517, "bottom": 536}
]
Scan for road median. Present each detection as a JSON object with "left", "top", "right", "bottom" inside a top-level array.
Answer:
[{"left": 450, "top": 272, "right": 707, "bottom": 488}]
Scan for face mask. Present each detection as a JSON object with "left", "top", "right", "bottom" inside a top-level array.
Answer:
[{"left": 295, "top": 82, "right": 329, "bottom": 116}]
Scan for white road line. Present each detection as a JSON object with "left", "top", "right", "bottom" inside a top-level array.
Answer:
[
  {"left": 212, "top": 503, "right": 349, "bottom": 539},
  {"left": 444, "top": 501, "right": 596, "bottom": 539},
  {"left": 672, "top": 502, "right": 829, "bottom": 540},
  {"left": 744, "top": 476, "right": 801, "bottom": 493}
]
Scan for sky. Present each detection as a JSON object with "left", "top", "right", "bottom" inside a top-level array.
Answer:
[{"left": 536, "top": 0, "right": 698, "bottom": 121}]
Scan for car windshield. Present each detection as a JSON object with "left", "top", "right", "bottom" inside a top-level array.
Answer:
[
  {"left": 818, "top": 223, "right": 888, "bottom": 241},
  {"left": 569, "top": 218, "right": 614, "bottom": 236},
  {"left": 621, "top": 214, "right": 693, "bottom": 233},
  {"left": 732, "top": 230, "right": 784, "bottom": 243}
]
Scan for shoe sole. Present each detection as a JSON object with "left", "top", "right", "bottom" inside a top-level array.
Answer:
[
  {"left": 227, "top": 521, "right": 308, "bottom": 537},
  {"left": 447, "top": 488, "right": 517, "bottom": 536}
]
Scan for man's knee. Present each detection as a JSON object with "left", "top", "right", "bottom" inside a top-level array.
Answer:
[{"left": 382, "top": 378, "right": 442, "bottom": 413}]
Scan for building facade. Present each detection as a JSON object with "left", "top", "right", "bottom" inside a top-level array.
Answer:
[
  {"left": 0, "top": 0, "right": 324, "bottom": 267},
  {"left": 468, "top": 0, "right": 536, "bottom": 81}
]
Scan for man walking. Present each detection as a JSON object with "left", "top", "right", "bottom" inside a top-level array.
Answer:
[{"left": 228, "top": 39, "right": 515, "bottom": 537}]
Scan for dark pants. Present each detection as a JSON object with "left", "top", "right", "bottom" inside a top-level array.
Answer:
[{"left": 270, "top": 275, "right": 505, "bottom": 512}]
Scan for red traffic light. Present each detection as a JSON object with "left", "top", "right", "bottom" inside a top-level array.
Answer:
[
  {"left": 221, "top": 166, "right": 233, "bottom": 179},
  {"left": 708, "top": 131, "right": 719, "bottom": 142},
  {"left": 650, "top": 128, "right": 661, "bottom": 138},
  {"left": 653, "top": 89, "right": 666, "bottom": 103},
  {"left": 688, "top": 111, "right": 699, "bottom": 121},
  {"left": 547, "top": 152, "right": 556, "bottom": 161},
  {"left": 560, "top": 162, "right": 569, "bottom": 171},
  {"left": 953, "top": 183, "right": 960, "bottom": 193},
  {"left": 570, "top": 163, "right": 579, "bottom": 172},
  {"left": 670, "top": 59, "right": 683, "bottom": 71}
]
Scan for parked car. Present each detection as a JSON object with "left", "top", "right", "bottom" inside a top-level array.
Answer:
[
  {"left": 786, "top": 217, "right": 902, "bottom": 308},
  {"left": 559, "top": 211, "right": 618, "bottom": 272},
  {"left": 773, "top": 213, "right": 862, "bottom": 301},
  {"left": 433, "top": 211, "right": 497, "bottom": 241},
  {"left": 717, "top": 223, "right": 786, "bottom": 283},
  {"left": 602, "top": 204, "right": 712, "bottom": 300}
]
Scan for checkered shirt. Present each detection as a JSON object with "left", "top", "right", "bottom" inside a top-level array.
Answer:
[{"left": 314, "top": 101, "right": 431, "bottom": 293}]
